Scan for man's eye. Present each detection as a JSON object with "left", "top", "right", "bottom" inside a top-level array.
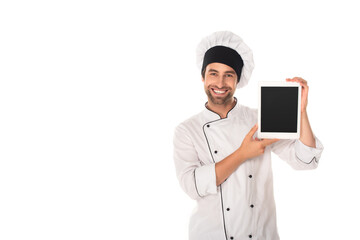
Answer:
[
  {"left": 226, "top": 74, "right": 234, "bottom": 78},
  {"left": 210, "top": 73, "right": 217, "bottom": 76}
]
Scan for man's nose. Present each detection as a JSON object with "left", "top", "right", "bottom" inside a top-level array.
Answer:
[{"left": 216, "top": 75, "right": 226, "bottom": 88}]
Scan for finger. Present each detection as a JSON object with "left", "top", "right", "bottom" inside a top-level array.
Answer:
[
  {"left": 247, "top": 124, "right": 258, "bottom": 138},
  {"left": 261, "top": 138, "right": 279, "bottom": 146},
  {"left": 286, "top": 78, "right": 295, "bottom": 82},
  {"left": 287, "top": 77, "right": 305, "bottom": 84},
  {"left": 293, "top": 77, "right": 307, "bottom": 86},
  {"left": 297, "top": 80, "right": 308, "bottom": 87}
]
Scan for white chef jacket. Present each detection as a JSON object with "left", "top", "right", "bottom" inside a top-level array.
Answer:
[{"left": 173, "top": 101, "right": 323, "bottom": 240}]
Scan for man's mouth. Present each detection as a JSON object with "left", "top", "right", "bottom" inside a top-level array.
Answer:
[{"left": 211, "top": 88, "right": 228, "bottom": 96}]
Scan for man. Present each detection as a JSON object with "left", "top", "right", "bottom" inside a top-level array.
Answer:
[{"left": 173, "top": 31, "right": 324, "bottom": 240}]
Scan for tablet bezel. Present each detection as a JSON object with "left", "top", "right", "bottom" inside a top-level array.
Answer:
[{"left": 258, "top": 81, "right": 301, "bottom": 139}]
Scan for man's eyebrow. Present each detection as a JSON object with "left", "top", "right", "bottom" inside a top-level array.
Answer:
[
  {"left": 208, "top": 69, "right": 236, "bottom": 74},
  {"left": 225, "top": 70, "right": 236, "bottom": 74}
]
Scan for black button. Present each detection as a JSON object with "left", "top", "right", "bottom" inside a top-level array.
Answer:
[
  {"left": 207, "top": 124, "right": 210, "bottom": 128},
  {"left": 249, "top": 175, "right": 252, "bottom": 178},
  {"left": 214, "top": 150, "right": 218, "bottom": 154},
  {"left": 226, "top": 208, "right": 230, "bottom": 211},
  {"left": 249, "top": 235, "right": 252, "bottom": 238},
  {"left": 230, "top": 237, "right": 234, "bottom": 240},
  {"left": 250, "top": 204, "right": 254, "bottom": 208}
]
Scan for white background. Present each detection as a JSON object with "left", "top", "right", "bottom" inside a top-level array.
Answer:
[{"left": 1, "top": 0, "right": 359, "bottom": 239}]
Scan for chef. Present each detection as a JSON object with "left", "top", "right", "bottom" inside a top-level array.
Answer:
[{"left": 173, "top": 31, "right": 324, "bottom": 240}]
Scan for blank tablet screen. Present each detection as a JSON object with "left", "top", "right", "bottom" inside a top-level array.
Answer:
[{"left": 261, "top": 87, "right": 298, "bottom": 133}]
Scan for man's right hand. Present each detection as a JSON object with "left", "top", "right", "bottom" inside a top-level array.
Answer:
[
  {"left": 238, "top": 124, "right": 279, "bottom": 160},
  {"left": 215, "top": 124, "right": 279, "bottom": 186}
]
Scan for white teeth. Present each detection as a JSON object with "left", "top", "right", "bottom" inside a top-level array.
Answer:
[{"left": 214, "top": 89, "right": 225, "bottom": 94}]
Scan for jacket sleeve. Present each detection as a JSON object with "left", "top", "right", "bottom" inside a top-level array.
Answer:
[
  {"left": 270, "top": 136, "right": 324, "bottom": 170},
  {"left": 173, "top": 124, "right": 217, "bottom": 200}
]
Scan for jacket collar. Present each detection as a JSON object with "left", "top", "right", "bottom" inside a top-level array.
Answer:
[{"left": 203, "top": 97, "right": 240, "bottom": 122}]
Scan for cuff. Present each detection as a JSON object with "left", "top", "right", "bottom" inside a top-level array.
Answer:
[
  {"left": 194, "top": 163, "right": 217, "bottom": 197},
  {"left": 295, "top": 137, "right": 324, "bottom": 164}
]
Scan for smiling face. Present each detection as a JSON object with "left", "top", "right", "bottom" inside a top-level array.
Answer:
[{"left": 202, "top": 62, "right": 238, "bottom": 105}]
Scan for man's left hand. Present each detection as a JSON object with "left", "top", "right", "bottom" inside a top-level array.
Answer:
[{"left": 286, "top": 77, "right": 308, "bottom": 113}]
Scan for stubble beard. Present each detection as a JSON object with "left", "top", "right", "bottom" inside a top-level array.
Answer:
[{"left": 205, "top": 87, "right": 234, "bottom": 105}]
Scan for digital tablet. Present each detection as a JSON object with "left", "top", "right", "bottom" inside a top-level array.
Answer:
[{"left": 258, "top": 81, "right": 301, "bottom": 139}]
